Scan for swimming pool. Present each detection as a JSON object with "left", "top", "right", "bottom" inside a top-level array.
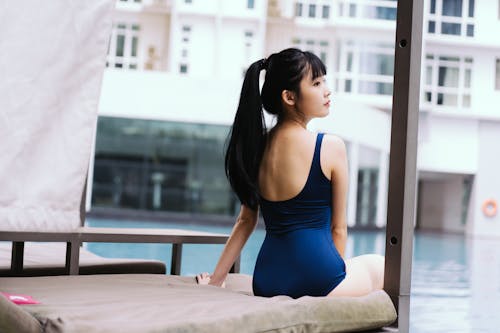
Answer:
[{"left": 85, "top": 218, "right": 500, "bottom": 332}]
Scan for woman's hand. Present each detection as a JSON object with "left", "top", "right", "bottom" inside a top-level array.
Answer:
[{"left": 196, "top": 272, "right": 226, "bottom": 288}]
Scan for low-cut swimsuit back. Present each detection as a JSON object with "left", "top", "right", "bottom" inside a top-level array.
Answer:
[{"left": 253, "top": 133, "right": 346, "bottom": 299}]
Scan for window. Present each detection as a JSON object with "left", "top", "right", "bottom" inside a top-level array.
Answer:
[
  {"left": 338, "top": 0, "right": 397, "bottom": 20},
  {"left": 355, "top": 146, "right": 380, "bottom": 227},
  {"left": 322, "top": 5, "right": 330, "bottom": 19},
  {"left": 179, "top": 25, "right": 191, "bottom": 74},
  {"left": 179, "top": 24, "right": 192, "bottom": 74},
  {"left": 247, "top": 0, "right": 255, "bottom": 9},
  {"left": 294, "top": 1, "right": 330, "bottom": 19},
  {"left": 496, "top": 59, "right": 500, "bottom": 90},
  {"left": 461, "top": 177, "right": 472, "bottom": 225},
  {"left": 107, "top": 23, "right": 140, "bottom": 70},
  {"left": 308, "top": 4, "right": 316, "bottom": 18},
  {"left": 184, "top": 0, "right": 192, "bottom": 3},
  {"left": 295, "top": 2, "right": 303, "bottom": 17},
  {"left": 336, "top": 41, "right": 394, "bottom": 96},
  {"left": 92, "top": 117, "right": 233, "bottom": 215},
  {"left": 428, "top": 0, "right": 475, "bottom": 37},
  {"left": 292, "top": 38, "right": 329, "bottom": 64},
  {"left": 423, "top": 54, "right": 473, "bottom": 108}
]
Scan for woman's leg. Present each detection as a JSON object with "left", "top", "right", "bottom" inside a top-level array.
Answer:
[{"left": 328, "top": 254, "right": 384, "bottom": 297}]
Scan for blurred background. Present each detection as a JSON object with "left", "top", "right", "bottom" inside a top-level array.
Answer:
[
  {"left": 84, "top": 1, "right": 500, "bottom": 331},
  {"left": 88, "top": 0, "right": 500, "bottom": 237}
]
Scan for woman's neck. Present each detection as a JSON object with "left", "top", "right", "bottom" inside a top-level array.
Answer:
[{"left": 276, "top": 117, "right": 308, "bottom": 130}]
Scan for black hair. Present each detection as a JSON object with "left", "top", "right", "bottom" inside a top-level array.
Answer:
[{"left": 225, "top": 48, "right": 327, "bottom": 210}]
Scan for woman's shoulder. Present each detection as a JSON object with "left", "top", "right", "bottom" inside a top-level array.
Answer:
[{"left": 321, "top": 133, "right": 347, "bottom": 155}]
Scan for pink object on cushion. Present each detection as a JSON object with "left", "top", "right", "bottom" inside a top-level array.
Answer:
[{"left": 0, "top": 292, "right": 40, "bottom": 305}]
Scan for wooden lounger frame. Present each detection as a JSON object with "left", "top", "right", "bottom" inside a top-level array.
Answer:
[{"left": 0, "top": 228, "right": 238, "bottom": 276}]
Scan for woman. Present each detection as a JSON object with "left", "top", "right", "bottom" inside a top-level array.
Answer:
[{"left": 197, "top": 48, "right": 384, "bottom": 298}]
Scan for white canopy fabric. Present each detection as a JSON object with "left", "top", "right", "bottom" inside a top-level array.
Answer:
[{"left": 0, "top": 1, "right": 113, "bottom": 231}]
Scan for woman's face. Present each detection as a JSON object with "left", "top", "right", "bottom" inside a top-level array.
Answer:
[{"left": 295, "top": 70, "right": 331, "bottom": 120}]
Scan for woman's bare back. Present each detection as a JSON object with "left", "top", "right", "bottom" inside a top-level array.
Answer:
[{"left": 258, "top": 128, "right": 329, "bottom": 202}]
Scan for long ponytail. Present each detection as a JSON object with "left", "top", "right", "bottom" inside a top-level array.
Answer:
[
  {"left": 225, "top": 49, "right": 327, "bottom": 210},
  {"left": 225, "top": 59, "right": 267, "bottom": 210}
]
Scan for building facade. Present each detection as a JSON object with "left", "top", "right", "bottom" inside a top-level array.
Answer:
[{"left": 89, "top": 0, "right": 500, "bottom": 236}]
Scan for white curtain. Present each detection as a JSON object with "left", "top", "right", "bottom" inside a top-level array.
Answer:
[{"left": 0, "top": 1, "right": 114, "bottom": 231}]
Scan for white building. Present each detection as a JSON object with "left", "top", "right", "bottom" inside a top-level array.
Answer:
[{"left": 90, "top": 0, "right": 500, "bottom": 237}]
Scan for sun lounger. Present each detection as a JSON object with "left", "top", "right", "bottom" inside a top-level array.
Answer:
[
  {"left": 0, "top": 242, "right": 166, "bottom": 276},
  {"left": 0, "top": 227, "right": 234, "bottom": 277},
  {"left": 0, "top": 273, "right": 396, "bottom": 333},
  {"left": 0, "top": 2, "right": 401, "bottom": 331}
]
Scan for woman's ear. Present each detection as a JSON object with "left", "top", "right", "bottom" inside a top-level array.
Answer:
[{"left": 281, "top": 90, "right": 296, "bottom": 106}]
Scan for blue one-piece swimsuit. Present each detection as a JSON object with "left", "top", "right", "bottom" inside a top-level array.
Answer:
[{"left": 253, "top": 133, "right": 346, "bottom": 299}]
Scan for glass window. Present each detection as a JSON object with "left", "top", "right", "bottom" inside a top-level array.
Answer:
[
  {"left": 292, "top": 37, "right": 329, "bottom": 65},
  {"left": 355, "top": 146, "right": 380, "bottom": 227},
  {"left": 426, "top": 66, "right": 433, "bottom": 85},
  {"left": 92, "top": 117, "right": 234, "bottom": 216},
  {"left": 428, "top": 0, "right": 474, "bottom": 37},
  {"left": 338, "top": 0, "right": 396, "bottom": 20},
  {"left": 116, "top": 35, "right": 125, "bottom": 57},
  {"left": 464, "top": 69, "right": 471, "bottom": 88},
  {"left": 466, "top": 24, "right": 474, "bottom": 37},
  {"left": 345, "top": 79, "right": 352, "bottom": 92},
  {"left": 295, "top": 2, "right": 303, "bottom": 17},
  {"left": 428, "top": 21, "right": 436, "bottom": 33},
  {"left": 442, "top": 0, "right": 462, "bottom": 17},
  {"left": 496, "top": 59, "right": 500, "bottom": 90},
  {"left": 441, "top": 22, "right": 461, "bottom": 35},
  {"left": 308, "top": 4, "right": 316, "bottom": 18},
  {"left": 359, "top": 53, "right": 394, "bottom": 76},
  {"left": 247, "top": 0, "right": 255, "bottom": 9},
  {"left": 424, "top": 54, "right": 472, "bottom": 108},
  {"left": 359, "top": 81, "right": 393, "bottom": 95},
  {"left": 462, "top": 95, "right": 471, "bottom": 107},
  {"left": 179, "top": 64, "right": 188, "bottom": 73},
  {"left": 349, "top": 4, "right": 356, "bottom": 17},
  {"left": 438, "top": 66, "right": 459, "bottom": 87},
  {"left": 337, "top": 41, "right": 394, "bottom": 96},
  {"left": 468, "top": 0, "right": 474, "bottom": 17},
  {"left": 107, "top": 22, "right": 140, "bottom": 70},
  {"left": 437, "top": 93, "right": 458, "bottom": 106},
  {"left": 131, "top": 36, "right": 138, "bottom": 57},
  {"left": 322, "top": 5, "right": 330, "bottom": 19}
]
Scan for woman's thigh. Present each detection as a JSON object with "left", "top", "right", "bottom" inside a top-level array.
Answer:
[{"left": 327, "top": 254, "right": 384, "bottom": 297}]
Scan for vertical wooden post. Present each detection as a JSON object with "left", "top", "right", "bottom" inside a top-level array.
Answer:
[{"left": 384, "top": 0, "right": 424, "bottom": 330}]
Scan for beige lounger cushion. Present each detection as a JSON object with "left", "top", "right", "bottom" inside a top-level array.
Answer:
[
  {"left": 0, "top": 293, "right": 42, "bottom": 333},
  {"left": 0, "top": 243, "right": 166, "bottom": 276},
  {"left": 0, "top": 274, "right": 396, "bottom": 333}
]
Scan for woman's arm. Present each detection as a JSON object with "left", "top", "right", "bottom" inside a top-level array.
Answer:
[
  {"left": 203, "top": 204, "right": 259, "bottom": 287},
  {"left": 326, "top": 135, "right": 349, "bottom": 258}
]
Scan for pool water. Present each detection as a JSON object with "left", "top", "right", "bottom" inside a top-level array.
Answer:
[{"left": 85, "top": 218, "right": 500, "bottom": 332}]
